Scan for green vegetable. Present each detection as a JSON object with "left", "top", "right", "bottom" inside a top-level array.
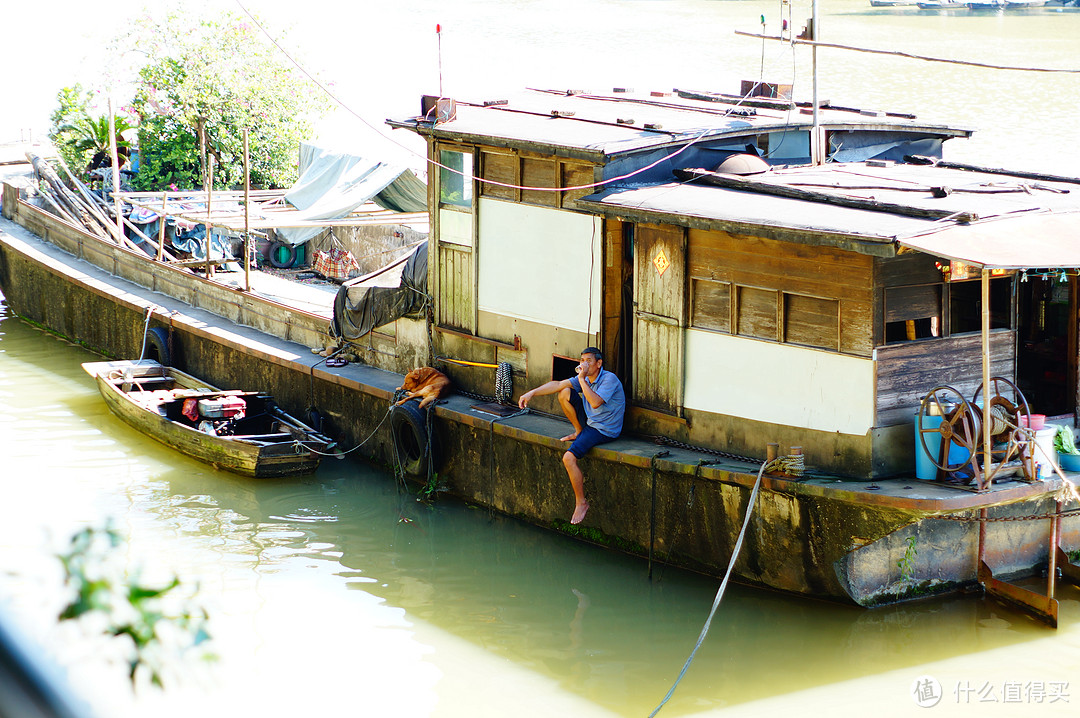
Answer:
[{"left": 1054, "top": 426, "right": 1079, "bottom": 455}]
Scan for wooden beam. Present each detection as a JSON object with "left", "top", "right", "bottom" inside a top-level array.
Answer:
[{"left": 674, "top": 168, "right": 978, "bottom": 223}]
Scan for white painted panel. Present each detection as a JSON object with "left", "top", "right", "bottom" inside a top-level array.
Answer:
[
  {"left": 439, "top": 208, "right": 473, "bottom": 247},
  {"left": 477, "top": 198, "right": 601, "bottom": 334},
  {"left": 684, "top": 330, "right": 875, "bottom": 436}
]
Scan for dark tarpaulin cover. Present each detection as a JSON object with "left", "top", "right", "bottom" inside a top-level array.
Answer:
[{"left": 331, "top": 241, "right": 428, "bottom": 340}]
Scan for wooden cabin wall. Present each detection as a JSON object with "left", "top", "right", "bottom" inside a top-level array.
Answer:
[
  {"left": 427, "top": 140, "right": 600, "bottom": 401},
  {"left": 875, "top": 331, "right": 1016, "bottom": 426},
  {"left": 477, "top": 147, "right": 595, "bottom": 208},
  {"left": 872, "top": 252, "right": 1021, "bottom": 427},
  {"left": 873, "top": 251, "right": 944, "bottom": 345},
  {"left": 686, "top": 228, "right": 875, "bottom": 356}
]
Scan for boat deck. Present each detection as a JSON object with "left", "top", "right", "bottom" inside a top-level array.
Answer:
[{"left": 215, "top": 268, "right": 337, "bottom": 318}]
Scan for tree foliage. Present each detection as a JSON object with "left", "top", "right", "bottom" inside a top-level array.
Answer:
[
  {"left": 120, "top": 8, "right": 330, "bottom": 191},
  {"left": 47, "top": 85, "right": 134, "bottom": 178}
]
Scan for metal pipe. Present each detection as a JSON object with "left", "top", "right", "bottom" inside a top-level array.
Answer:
[
  {"left": 205, "top": 156, "right": 214, "bottom": 278},
  {"left": 243, "top": 128, "right": 251, "bottom": 292},
  {"left": 1048, "top": 499, "right": 1061, "bottom": 601},
  {"left": 811, "top": 0, "right": 821, "bottom": 164},
  {"left": 981, "top": 268, "right": 992, "bottom": 488}
]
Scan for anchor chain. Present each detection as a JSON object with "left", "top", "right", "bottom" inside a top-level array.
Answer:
[
  {"left": 646, "top": 435, "right": 760, "bottom": 465},
  {"left": 930, "top": 507, "right": 1080, "bottom": 523}
]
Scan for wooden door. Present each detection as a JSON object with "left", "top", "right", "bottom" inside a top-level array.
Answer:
[
  {"left": 436, "top": 241, "right": 474, "bottom": 332},
  {"left": 633, "top": 223, "right": 686, "bottom": 414}
]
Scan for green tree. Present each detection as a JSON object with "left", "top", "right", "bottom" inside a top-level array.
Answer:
[
  {"left": 119, "top": 7, "right": 330, "bottom": 191},
  {"left": 47, "top": 85, "right": 134, "bottom": 177}
]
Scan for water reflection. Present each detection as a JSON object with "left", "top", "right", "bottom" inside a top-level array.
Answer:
[{"left": 152, "top": 454, "right": 1079, "bottom": 713}]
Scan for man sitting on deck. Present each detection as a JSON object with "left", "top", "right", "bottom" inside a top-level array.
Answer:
[{"left": 518, "top": 347, "right": 625, "bottom": 525}]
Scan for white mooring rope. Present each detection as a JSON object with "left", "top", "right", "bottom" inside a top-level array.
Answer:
[{"left": 648, "top": 459, "right": 768, "bottom": 717}]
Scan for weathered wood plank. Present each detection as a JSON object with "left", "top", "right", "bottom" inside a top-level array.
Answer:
[
  {"left": 736, "top": 286, "right": 778, "bottom": 340},
  {"left": 840, "top": 299, "right": 874, "bottom": 357},
  {"left": 480, "top": 150, "right": 516, "bottom": 200},
  {"left": 521, "top": 157, "right": 558, "bottom": 207},
  {"left": 884, "top": 284, "right": 941, "bottom": 322},
  {"left": 675, "top": 168, "right": 979, "bottom": 222},
  {"left": 691, "top": 278, "right": 730, "bottom": 333},
  {"left": 785, "top": 294, "right": 839, "bottom": 350},
  {"left": 634, "top": 223, "right": 685, "bottom": 414},
  {"left": 875, "top": 331, "right": 1016, "bottom": 424},
  {"left": 561, "top": 161, "right": 595, "bottom": 204},
  {"left": 875, "top": 252, "right": 943, "bottom": 288}
]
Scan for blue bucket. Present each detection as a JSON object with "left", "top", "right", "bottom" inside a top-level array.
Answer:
[{"left": 915, "top": 413, "right": 973, "bottom": 480}]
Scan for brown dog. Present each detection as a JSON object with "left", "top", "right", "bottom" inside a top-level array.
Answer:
[{"left": 395, "top": 367, "right": 451, "bottom": 409}]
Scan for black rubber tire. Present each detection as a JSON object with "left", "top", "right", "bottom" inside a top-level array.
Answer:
[
  {"left": 145, "top": 326, "right": 172, "bottom": 366},
  {"left": 268, "top": 240, "right": 297, "bottom": 269},
  {"left": 389, "top": 401, "right": 435, "bottom": 477}
]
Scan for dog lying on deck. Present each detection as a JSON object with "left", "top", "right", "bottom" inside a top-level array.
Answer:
[{"left": 395, "top": 367, "right": 451, "bottom": 409}]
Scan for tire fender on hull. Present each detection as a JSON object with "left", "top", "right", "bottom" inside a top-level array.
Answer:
[
  {"left": 145, "top": 326, "right": 172, "bottom": 366},
  {"left": 390, "top": 400, "right": 436, "bottom": 477}
]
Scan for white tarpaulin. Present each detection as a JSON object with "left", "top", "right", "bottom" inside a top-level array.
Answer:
[{"left": 276, "top": 142, "right": 427, "bottom": 245}]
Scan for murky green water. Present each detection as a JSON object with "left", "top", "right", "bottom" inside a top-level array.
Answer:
[{"left": 1, "top": 299, "right": 1078, "bottom": 718}]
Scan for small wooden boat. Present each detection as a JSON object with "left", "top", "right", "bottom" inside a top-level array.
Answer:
[{"left": 83, "top": 360, "right": 337, "bottom": 477}]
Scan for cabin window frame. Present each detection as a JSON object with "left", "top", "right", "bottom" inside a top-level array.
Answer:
[
  {"left": 438, "top": 148, "right": 474, "bottom": 210},
  {"left": 782, "top": 291, "right": 841, "bottom": 352},
  {"left": 477, "top": 147, "right": 596, "bottom": 209},
  {"left": 881, "top": 276, "right": 1014, "bottom": 346},
  {"left": 690, "top": 277, "right": 732, "bottom": 334},
  {"left": 434, "top": 143, "right": 479, "bottom": 334},
  {"left": 691, "top": 280, "right": 845, "bottom": 353}
]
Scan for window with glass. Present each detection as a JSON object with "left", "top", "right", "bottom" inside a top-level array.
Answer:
[{"left": 439, "top": 150, "right": 473, "bottom": 208}]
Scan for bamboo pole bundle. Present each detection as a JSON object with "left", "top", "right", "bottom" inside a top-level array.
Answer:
[
  {"left": 26, "top": 153, "right": 112, "bottom": 240},
  {"left": 52, "top": 154, "right": 180, "bottom": 262}
]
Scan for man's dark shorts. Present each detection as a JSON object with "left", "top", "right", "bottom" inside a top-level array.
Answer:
[{"left": 566, "top": 388, "right": 618, "bottom": 459}]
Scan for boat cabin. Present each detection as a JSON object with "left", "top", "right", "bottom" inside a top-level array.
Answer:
[{"left": 387, "top": 87, "right": 1079, "bottom": 478}]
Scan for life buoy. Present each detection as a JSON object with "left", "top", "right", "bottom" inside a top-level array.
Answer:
[
  {"left": 145, "top": 326, "right": 172, "bottom": 366},
  {"left": 268, "top": 240, "right": 297, "bottom": 269},
  {"left": 389, "top": 400, "right": 436, "bottom": 477}
]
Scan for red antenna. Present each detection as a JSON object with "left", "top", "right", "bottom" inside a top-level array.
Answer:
[{"left": 437, "top": 23, "right": 443, "bottom": 96}]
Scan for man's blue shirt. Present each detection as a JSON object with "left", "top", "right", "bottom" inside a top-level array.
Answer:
[{"left": 569, "top": 368, "right": 625, "bottom": 438}]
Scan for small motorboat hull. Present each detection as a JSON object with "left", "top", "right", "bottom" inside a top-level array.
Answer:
[{"left": 83, "top": 360, "right": 335, "bottom": 478}]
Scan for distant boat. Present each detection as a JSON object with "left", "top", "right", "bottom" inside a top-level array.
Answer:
[
  {"left": 966, "top": 0, "right": 1005, "bottom": 8},
  {"left": 83, "top": 359, "right": 337, "bottom": 477},
  {"left": 869, "top": 0, "right": 918, "bottom": 6},
  {"left": 1004, "top": 0, "right": 1047, "bottom": 7},
  {"left": 916, "top": 0, "right": 965, "bottom": 8}
]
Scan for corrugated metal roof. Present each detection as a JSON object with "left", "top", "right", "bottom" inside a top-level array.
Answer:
[
  {"left": 577, "top": 161, "right": 1080, "bottom": 265},
  {"left": 389, "top": 88, "right": 973, "bottom": 158}
]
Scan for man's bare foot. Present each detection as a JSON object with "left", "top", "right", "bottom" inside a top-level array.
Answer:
[
  {"left": 570, "top": 501, "right": 589, "bottom": 525},
  {"left": 560, "top": 431, "right": 580, "bottom": 442}
]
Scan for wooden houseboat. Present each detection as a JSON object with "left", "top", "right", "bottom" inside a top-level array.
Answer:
[
  {"left": 378, "top": 86, "right": 1080, "bottom": 620},
  {"left": 382, "top": 87, "right": 1078, "bottom": 480},
  {"left": 3, "top": 84, "right": 1079, "bottom": 617}
]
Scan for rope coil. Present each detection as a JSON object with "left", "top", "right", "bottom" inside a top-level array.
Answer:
[
  {"left": 764, "top": 453, "right": 805, "bottom": 477},
  {"left": 494, "top": 361, "right": 513, "bottom": 404}
]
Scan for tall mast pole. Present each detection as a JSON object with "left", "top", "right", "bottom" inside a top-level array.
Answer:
[{"left": 812, "top": 0, "right": 821, "bottom": 165}]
